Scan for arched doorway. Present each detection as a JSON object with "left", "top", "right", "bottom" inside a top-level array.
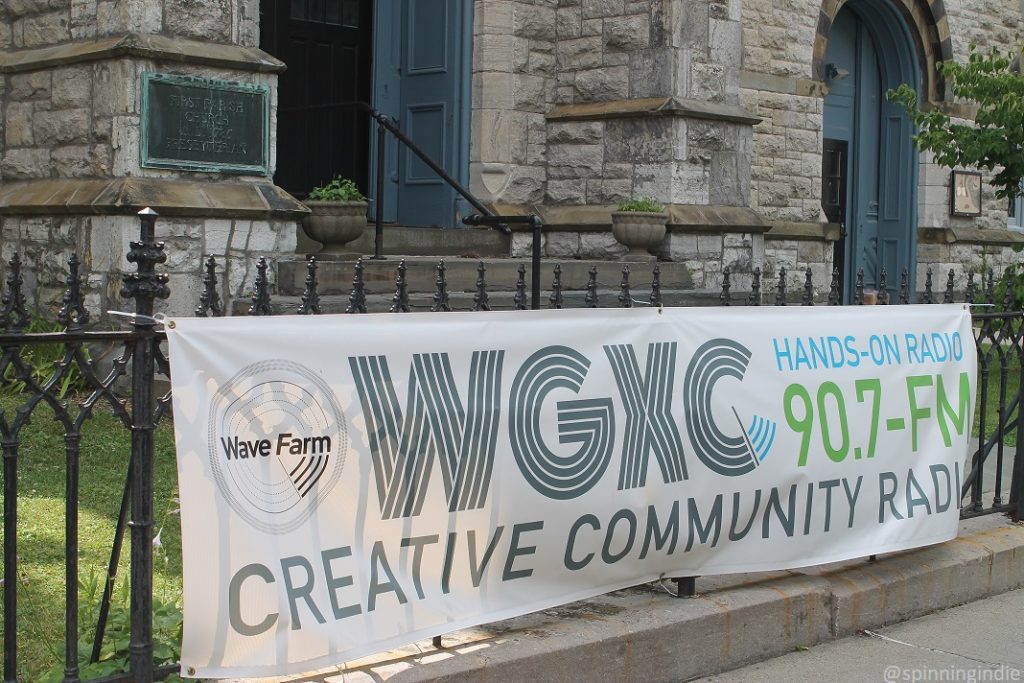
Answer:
[{"left": 822, "top": 0, "right": 920, "bottom": 302}]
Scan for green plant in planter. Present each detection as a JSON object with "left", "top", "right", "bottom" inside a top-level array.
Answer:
[
  {"left": 616, "top": 197, "right": 664, "bottom": 213},
  {"left": 612, "top": 198, "right": 667, "bottom": 257},
  {"left": 307, "top": 176, "right": 366, "bottom": 202}
]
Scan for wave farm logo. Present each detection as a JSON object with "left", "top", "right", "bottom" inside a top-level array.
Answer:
[{"left": 208, "top": 360, "right": 347, "bottom": 534}]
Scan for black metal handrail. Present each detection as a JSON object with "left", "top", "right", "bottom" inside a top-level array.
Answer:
[{"left": 278, "top": 100, "right": 504, "bottom": 258}]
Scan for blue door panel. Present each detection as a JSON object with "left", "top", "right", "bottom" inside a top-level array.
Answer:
[
  {"left": 823, "top": 2, "right": 917, "bottom": 301},
  {"left": 405, "top": 103, "right": 447, "bottom": 183},
  {"left": 371, "top": 0, "right": 468, "bottom": 228}
]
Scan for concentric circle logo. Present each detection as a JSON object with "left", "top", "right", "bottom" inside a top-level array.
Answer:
[{"left": 208, "top": 359, "right": 347, "bottom": 534}]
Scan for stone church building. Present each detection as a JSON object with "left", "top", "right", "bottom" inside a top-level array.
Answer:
[{"left": 0, "top": 0, "right": 1021, "bottom": 313}]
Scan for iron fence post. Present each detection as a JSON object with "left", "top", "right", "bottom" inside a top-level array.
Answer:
[
  {"left": 3, "top": 437, "right": 16, "bottom": 683},
  {"left": 122, "top": 207, "right": 169, "bottom": 683},
  {"left": 1012, "top": 355, "right": 1024, "bottom": 522},
  {"left": 530, "top": 215, "right": 542, "bottom": 310}
]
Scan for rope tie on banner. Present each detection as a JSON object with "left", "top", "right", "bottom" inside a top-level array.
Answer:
[{"left": 106, "top": 311, "right": 173, "bottom": 329}]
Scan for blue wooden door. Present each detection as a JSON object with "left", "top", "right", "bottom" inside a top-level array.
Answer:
[
  {"left": 372, "top": 0, "right": 469, "bottom": 228},
  {"left": 823, "top": 3, "right": 917, "bottom": 302}
]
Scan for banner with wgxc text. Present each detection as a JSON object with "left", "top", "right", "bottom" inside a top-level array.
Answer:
[{"left": 166, "top": 305, "right": 975, "bottom": 678}]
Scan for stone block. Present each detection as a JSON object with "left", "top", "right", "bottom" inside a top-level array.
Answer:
[
  {"left": 34, "top": 108, "right": 90, "bottom": 145},
  {"left": 475, "top": 0, "right": 513, "bottom": 34},
  {"left": 786, "top": 128, "right": 819, "bottom": 153},
  {"left": 5, "top": 102, "right": 34, "bottom": 147},
  {"left": 513, "top": 74, "right": 549, "bottom": 111},
  {"left": 581, "top": 17, "right": 602, "bottom": 37},
  {"left": 797, "top": 240, "right": 824, "bottom": 263},
  {"left": 604, "top": 14, "right": 649, "bottom": 51},
  {"left": 511, "top": 232, "right": 545, "bottom": 258},
  {"left": 575, "top": 66, "right": 630, "bottom": 101},
  {"left": 603, "top": 162, "right": 632, "bottom": 179},
  {"left": 628, "top": 48, "right": 672, "bottom": 99},
  {"left": 580, "top": 232, "right": 628, "bottom": 259},
  {"left": 670, "top": 161, "right": 709, "bottom": 204},
  {"left": 690, "top": 63, "right": 727, "bottom": 103},
  {"left": 605, "top": 118, "right": 674, "bottom": 163},
  {"left": 547, "top": 121, "right": 604, "bottom": 145},
  {"left": 474, "top": 73, "right": 514, "bottom": 109},
  {"left": 556, "top": 36, "right": 603, "bottom": 69},
  {"left": 0, "top": 20, "right": 11, "bottom": 49},
  {"left": 52, "top": 66, "right": 92, "bottom": 108},
  {"left": 111, "top": 115, "right": 141, "bottom": 176},
  {"left": 547, "top": 179, "right": 587, "bottom": 204},
  {"left": 22, "top": 10, "right": 70, "bottom": 47},
  {"left": 70, "top": 0, "right": 97, "bottom": 38},
  {"left": 547, "top": 143, "right": 603, "bottom": 169},
  {"left": 514, "top": 3, "right": 556, "bottom": 40},
  {"left": 476, "top": 33, "right": 515, "bottom": 72},
  {"left": 586, "top": 178, "right": 631, "bottom": 204},
  {"left": 166, "top": 0, "right": 230, "bottom": 39},
  {"left": 52, "top": 144, "right": 105, "bottom": 177},
  {"left": 476, "top": 109, "right": 529, "bottom": 164},
  {"left": 9, "top": 71, "right": 52, "bottom": 100},
  {"left": 93, "top": 61, "right": 138, "bottom": 117},
  {"left": 1, "top": 148, "right": 50, "bottom": 179},
  {"left": 546, "top": 231, "right": 581, "bottom": 258},
  {"left": 556, "top": 6, "right": 581, "bottom": 39},
  {"left": 709, "top": 19, "right": 742, "bottom": 68},
  {"left": 499, "top": 165, "right": 546, "bottom": 204},
  {"left": 582, "top": 0, "right": 624, "bottom": 19},
  {"left": 529, "top": 50, "right": 555, "bottom": 76}
]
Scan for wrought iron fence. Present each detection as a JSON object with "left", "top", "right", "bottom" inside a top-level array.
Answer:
[{"left": 1, "top": 209, "right": 1022, "bottom": 681}]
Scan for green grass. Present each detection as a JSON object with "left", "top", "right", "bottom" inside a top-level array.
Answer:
[{"left": 0, "top": 393, "right": 183, "bottom": 681}]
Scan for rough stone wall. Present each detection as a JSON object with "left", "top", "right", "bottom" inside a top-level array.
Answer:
[
  {"left": 0, "top": 0, "right": 289, "bottom": 317},
  {"left": 471, "top": 0, "right": 556, "bottom": 207},
  {"left": 738, "top": 0, "right": 824, "bottom": 225},
  {"left": 0, "top": 0, "right": 259, "bottom": 49},
  {"left": 741, "top": 0, "right": 1023, "bottom": 230},
  {"left": 0, "top": 213, "right": 294, "bottom": 318},
  {"left": 472, "top": 0, "right": 752, "bottom": 210}
]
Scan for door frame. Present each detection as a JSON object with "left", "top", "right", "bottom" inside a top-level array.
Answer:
[{"left": 826, "top": 0, "right": 920, "bottom": 302}]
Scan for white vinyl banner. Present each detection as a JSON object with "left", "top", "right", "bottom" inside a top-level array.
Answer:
[{"left": 166, "top": 305, "right": 976, "bottom": 678}]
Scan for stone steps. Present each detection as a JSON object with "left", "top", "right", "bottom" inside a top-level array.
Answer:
[
  {"left": 232, "top": 288, "right": 726, "bottom": 315},
  {"left": 307, "top": 224, "right": 512, "bottom": 258},
  {"left": 276, "top": 256, "right": 695, "bottom": 297}
]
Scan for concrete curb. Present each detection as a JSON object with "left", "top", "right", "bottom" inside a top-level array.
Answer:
[{"left": 234, "top": 516, "right": 1024, "bottom": 683}]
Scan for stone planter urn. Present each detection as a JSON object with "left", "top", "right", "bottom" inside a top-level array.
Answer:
[
  {"left": 611, "top": 211, "right": 667, "bottom": 257},
  {"left": 302, "top": 200, "right": 368, "bottom": 254}
]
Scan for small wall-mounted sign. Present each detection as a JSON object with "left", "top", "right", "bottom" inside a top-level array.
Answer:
[
  {"left": 140, "top": 73, "right": 270, "bottom": 175},
  {"left": 950, "top": 170, "right": 983, "bottom": 217}
]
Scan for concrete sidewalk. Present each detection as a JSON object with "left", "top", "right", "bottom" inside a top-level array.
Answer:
[
  {"left": 695, "top": 587, "right": 1024, "bottom": 682},
  {"left": 228, "top": 514, "right": 1024, "bottom": 683}
]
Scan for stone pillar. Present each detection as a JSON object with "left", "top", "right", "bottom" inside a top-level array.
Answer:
[{"left": 0, "top": 0, "right": 305, "bottom": 316}]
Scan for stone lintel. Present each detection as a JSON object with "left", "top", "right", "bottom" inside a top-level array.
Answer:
[
  {"left": 739, "top": 70, "right": 827, "bottom": 98},
  {"left": 546, "top": 97, "right": 762, "bottom": 126},
  {"left": 766, "top": 221, "right": 841, "bottom": 242},
  {"left": 0, "top": 178, "right": 308, "bottom": 218},
  {"left": 0, "top": 33, "right": 286, "bottom": 74},
  {"left": 918, "top": 226, "right": 1024, "bottom": 246},
  {"left": 493, "top": 204, "right": 767, "bottom": 233}
]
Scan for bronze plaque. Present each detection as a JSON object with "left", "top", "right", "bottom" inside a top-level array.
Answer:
[{"left": 140, "top": 73, "right": 270, "bottom": 175}]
